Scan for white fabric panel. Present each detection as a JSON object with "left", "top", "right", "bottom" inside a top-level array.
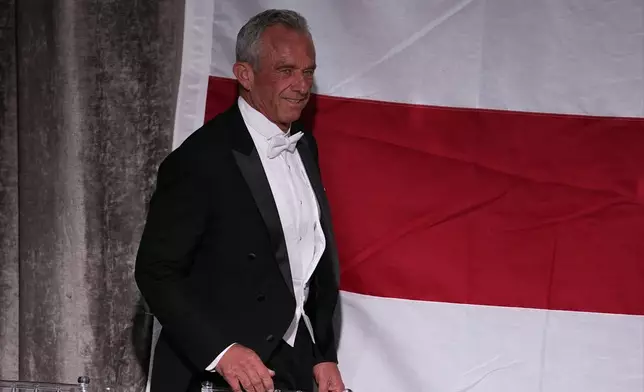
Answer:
[
  {"left": 211, "top": 0, "right": 486, "bottom": 108},
  {"left": 172, "top": 0, "right": 215, "bottom": 149},
  {"left": 337, "top": 291, "right": 644, "bottom": 392},
  {"left": 209, "top": 0, "right": 644, "bottom": 117},
  {"left": 479, "top": 0, "right": 644, "bottom": 117}
]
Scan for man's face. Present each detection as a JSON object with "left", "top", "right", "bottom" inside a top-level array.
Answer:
[{"left": 240, "top": 25, "right": 316, "bottom": 130}]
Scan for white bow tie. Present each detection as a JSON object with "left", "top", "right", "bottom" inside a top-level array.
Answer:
[{"left": 266, "top": 131, "right": 304, "bottom": 159}]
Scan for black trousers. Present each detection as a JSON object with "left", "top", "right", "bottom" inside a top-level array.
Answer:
[
  {"left": 191, "top": 319, "right": 315, "bottom": 391},
  {"left": 266, "top": 319, "right": 315, "bottom": 390}
]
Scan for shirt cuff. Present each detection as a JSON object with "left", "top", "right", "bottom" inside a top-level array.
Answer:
[{"left": 205, "top": 343, "right": 236, "bottom": 372}]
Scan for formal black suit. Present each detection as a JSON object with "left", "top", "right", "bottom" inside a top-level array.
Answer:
[{"left": 135, "top": 101, "right": 341, "bottom": 392}]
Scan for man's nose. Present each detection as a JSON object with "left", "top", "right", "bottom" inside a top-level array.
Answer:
[{"left": 292, "top": 72, "right": 312, "bottom": 94}]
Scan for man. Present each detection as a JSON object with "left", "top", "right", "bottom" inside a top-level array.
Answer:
[{"left": 135, "top": 9, "right": 346, "bottom": 392}]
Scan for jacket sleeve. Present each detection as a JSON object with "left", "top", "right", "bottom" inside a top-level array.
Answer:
[
  {"left": 309, "top": 280, "right": 340, "bottom": 365},
  {"left": 135, "top": 151, "right": 230, "bottom": 371}
]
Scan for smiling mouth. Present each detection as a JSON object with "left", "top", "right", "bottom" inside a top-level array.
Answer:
[{"left": 284, "top": 98, "right": 306, "bottom": 104}]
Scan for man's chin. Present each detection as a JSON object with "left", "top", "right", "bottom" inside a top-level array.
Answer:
[{"left": 279, "top": 109, "right": 305, "bottom": 124}]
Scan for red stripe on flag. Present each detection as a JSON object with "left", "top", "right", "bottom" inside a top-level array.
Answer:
[{"left": 206, "top": 76, "right": 644, "bottom": 316}]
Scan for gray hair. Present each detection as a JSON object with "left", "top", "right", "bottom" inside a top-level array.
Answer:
[{"left": 235, "top": 9, "right": 311, "bottom": 70}]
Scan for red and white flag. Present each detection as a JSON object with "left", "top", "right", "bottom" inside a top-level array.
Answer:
[{"left": 170, "top": 1, "right": 644, "bottom": 391}]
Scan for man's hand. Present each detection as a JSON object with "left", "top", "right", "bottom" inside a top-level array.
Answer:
[
  {"left": 313, "top": 362, "right": 345, "bottom": 392},
  {"left": 215, "top": 344, "right": 275, "bottom": 392}
]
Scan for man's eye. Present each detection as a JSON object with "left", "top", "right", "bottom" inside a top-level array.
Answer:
[
  {"left": 279, "top": 68, "right": 292, "bottom": 75},
  {"left": 304, "top": 70, "right": 315, "bottom": 76}
]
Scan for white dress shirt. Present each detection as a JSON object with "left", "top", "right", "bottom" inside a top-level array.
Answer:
[{"left": 206, "top": 96, "right": 326, "bottom": 371}]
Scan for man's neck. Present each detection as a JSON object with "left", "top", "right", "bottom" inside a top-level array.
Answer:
[{"left": 239, "top": 92, "right": 289, "bottom": 132}]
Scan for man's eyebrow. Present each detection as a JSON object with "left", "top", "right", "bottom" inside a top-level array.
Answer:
[
  {"left": 273, "top": 60, "right": 316, "bottom": 70},
  {"left": 274, "top": 61, "right": 294, "bottom": 68}
]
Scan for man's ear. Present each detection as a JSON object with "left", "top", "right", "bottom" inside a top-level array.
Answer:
[{"left": 233, "top": 62, "right": 254, "bottom": 91}]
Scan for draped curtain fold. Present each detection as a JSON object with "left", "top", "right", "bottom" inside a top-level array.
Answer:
[{"left": 0, "top": 1, "right": 184, "bottom": 390}]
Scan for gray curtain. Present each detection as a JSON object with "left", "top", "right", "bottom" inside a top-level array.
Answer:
[
  {"left": 0, "top": 1, "right": 184, "bottom": 391},
  {"left": 0, "top": 0, "right": 19, "bottom": 381}
]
